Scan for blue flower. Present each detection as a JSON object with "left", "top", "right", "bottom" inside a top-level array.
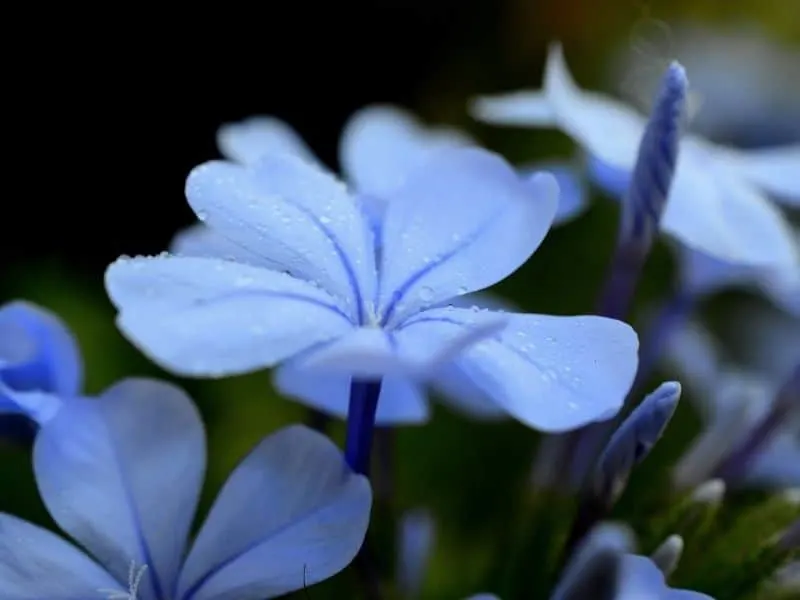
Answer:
[
  {"left": 0, "top": 378, "right": 371, "bottom": 600},
  {"left": 471, "top": 43, "right": 800, "bottom": 270},
  {"left": 106, "top": 146, "right": 639, "bottom": 434},
  {"left": 0, "top": 301, "right": 82, "bottom": 432}
]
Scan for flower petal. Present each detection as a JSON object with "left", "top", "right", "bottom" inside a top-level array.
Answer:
[
  {"left": 105, "top": 255, "right": 354, "bottom": 376},
  {"left": 663, "top": 157, "right": 799, "bottom": 268},
  {"left": 451, "top": 312, "right": 639, "bottom": 431},
  {"left": 470, "top": 90, "right": 556, "bottom": 126},
  {"left": 340, "top": 104, "right": 473, "bottom": 196},
  {"left": 528, "top": 163, "right": 589, "bottom": 224},
  {"left": 0, "top": 301, "right": 82, "bottom": 397},
  {"left": 746, "top": 435, "right": 800, "bottom": 487},
  {"left": 217, "top": 116, "right": 320, "bottom": 167},
  {"left": 185, "top": 155, "right": 376, "bottom": 314},
  {"left": 273, "top": 367, "right": 429, "bottom": 424},
  {"left": 619, "top": 555, "right": 713, "bottom": 600},
  {"left": 0, "top": 513, "right": 122, "bottom": 599},
  {"left": 170, "top": 223, "right": 270, "bottom": 267},
  {"left": 176, "top": 425, "right": 371, "bottom": 600},
  {"left": 721, "top": 144, "right": 800, "bottom": 206},
  {"left": 378, "top": 148, "right": 558, "bottom": 324},
  {"left": 542, "top": 44, "right": 646, "bottom": 170},
  {"left": 32, "top": 378, "right": 206, "bottom": 598}
]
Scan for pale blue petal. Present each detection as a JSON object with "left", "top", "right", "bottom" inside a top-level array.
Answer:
[
  {"left": 105, "top": 255, "right": 354, "bottom": 377},
  {"left": 721, "top": 144, "right": 800, "bottom": 206},
  {"left": 663, "top": 151, "right": 799, "bottom": 268},
  {"left": 470, "top": 90, "right": 556, "bottom": 126},
  {"left": 0, "top": 513, "right": 122, "bottom": 599},
  {"left": 378, "top": 149, "right": 558, "bottom": 324},
  {"left": 678, "top": 247, "right": 755, "bottom": 296},
  {"left": 0, "top": 301, "right": 82, "bottom": 397},
  {"left": 176, "top": 425, "right": 371, "bottom": 600},
  {"left": 273, "top": 367, "right": 430, "bottom": 424},
  {"left": 541, "top": 43, "right": 644, "bottom": 169},
  {"left": 586, "top": 154, "right": 630, "bottom": 198},
  {"left": 746, "top": 435, "right": 800, "bottom": 487},
  {"left": 216, "top": 116, "right": 320, "bottom": 167},
  {"left": 170, "top": 223, "right": 269, "bottom": 267},
  {"left": 452, "top": 312, "right": 639, "bottom": 431},
  {"left": 464, "top": 595, "right": 500, "bottom": 600},
  {"left": 33, "top": 378, "right": 206, "bottom": 599},
  {"left": 339, "top": 104, "right": 473, "bottom": 197},
  {"left": 185, "top": 155, "right": 376, "bottom": 313},
  {"left": 619, "top": 555, "right": 714, "bottom": 600},
  {"left": 526, "top": 163, "right": 589, "bottom": 224}
]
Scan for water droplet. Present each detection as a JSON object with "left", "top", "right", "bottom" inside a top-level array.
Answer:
[
  {"left": 319, "top": 215, "right": 332, "bottom": 225},
  {"left": 419, "top": 286, "right": 435, "bottom": 301},
  {"left": 457, "top": 286, "right": 469, "bottom": 294},
  {"left": 195, "top": 210, "right": 208, "bottom": 221}
]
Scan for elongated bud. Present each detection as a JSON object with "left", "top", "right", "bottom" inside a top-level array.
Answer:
[
  {"left": 596, "top": 62, "right": 688, "bottom": 320},
  {"left": 593, "top": 382, "right": 681, "bottom": 506},
  {"left": 621, "top": 62, "right": 688, "bottom": 247},
  {"left": 650, "top": 534, "right": 684, "bottom": 577}
]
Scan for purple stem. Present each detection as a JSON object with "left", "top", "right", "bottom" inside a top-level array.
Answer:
[{"left": 345, "top": 380, "right": 383, "bottom": 476}]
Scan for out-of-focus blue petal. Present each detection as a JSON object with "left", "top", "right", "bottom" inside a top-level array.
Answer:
[
  {"left": 216, "top": 116, "right": 321, "bottom": 167},
  {"left": 339, "top": 104, "right": 473, "bottom": 197},
  {"left": 0, "top": 513, "right": 122, "bottom": 599},
  {"left": 747, "top": 434, "right": 800, "bottom": 487},
  {"left": 273, "top": 367, "right": 430, "bottom": 424},
  {"left": 721, "top": 145, "right": 800, "bottom": 206},
  {"left": 464, "top": 595, "right": 501, "bottom": 600},
  {"left": 185, "top": 155, "right": 377, "bottom": 312},
  {"left": 424, "top": 312, "right": 639, "bottom": 431},
  {"left": 378, "top": 149, "right": 558, "bottom": 324},
  {"left": 618, "top": 555, "right": 714, "bottom": 600},
  {"left": 33, "top": 378, "right": 205, "bottom": 598},
  {"left": 520, "top": 162, "right": 589, "bottom": 224},
  {"left": 586, "top": 154, "right": 631, "bottom": 199},
  {"left": 663, "top": 154, "right": 800, "bottom": 268},
  {"left": 474, "top": 45, "right": 649, "bottom": 177},
  {"left": 731, "top": 303, "right": 800, "bottom": 383},
  {"left": 662, "top": 319, "right": 720, "bottom": 401},
  {"left": 470, "top": 90, "right": 556, "bottom": 126},
  {"left": 176, "top": 425, "right": 371, "bottom": 600},
  {"left": 170, "top": 223, "right": 269, "bottom": 267},
  {"left": 105, "top": 255, "right": 354, "bottom": 377},
  {"left": 0, "top": 301, "right": 82, "bottom": 397}
]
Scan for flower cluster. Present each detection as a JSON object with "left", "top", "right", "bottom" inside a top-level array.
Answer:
[{"left": 1, "top": 38, "right": 797, "bottom": 600}]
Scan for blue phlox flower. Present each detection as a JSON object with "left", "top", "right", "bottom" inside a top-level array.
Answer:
[
  {"left": 0, "top": 301, "right": 83, "bottom": 433},
  {"left": 588, "top": 154, "right": 800, "bottom": 316},
  {"left": 0, "top": 377, "right": 371, "bottom": 600},
  {"left": 665, "top": 315, "right": 800, "bottom": 488},
  {"left": 471, "top": 43, "right": 799, "bottom": 269},
  {"left": 106, "top": 146, "right": 639, "bottom": 432}
]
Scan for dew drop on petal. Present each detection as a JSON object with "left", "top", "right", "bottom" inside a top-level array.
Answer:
[{"left": 419, "top": 286, "right": 435, "bottom": 302}]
